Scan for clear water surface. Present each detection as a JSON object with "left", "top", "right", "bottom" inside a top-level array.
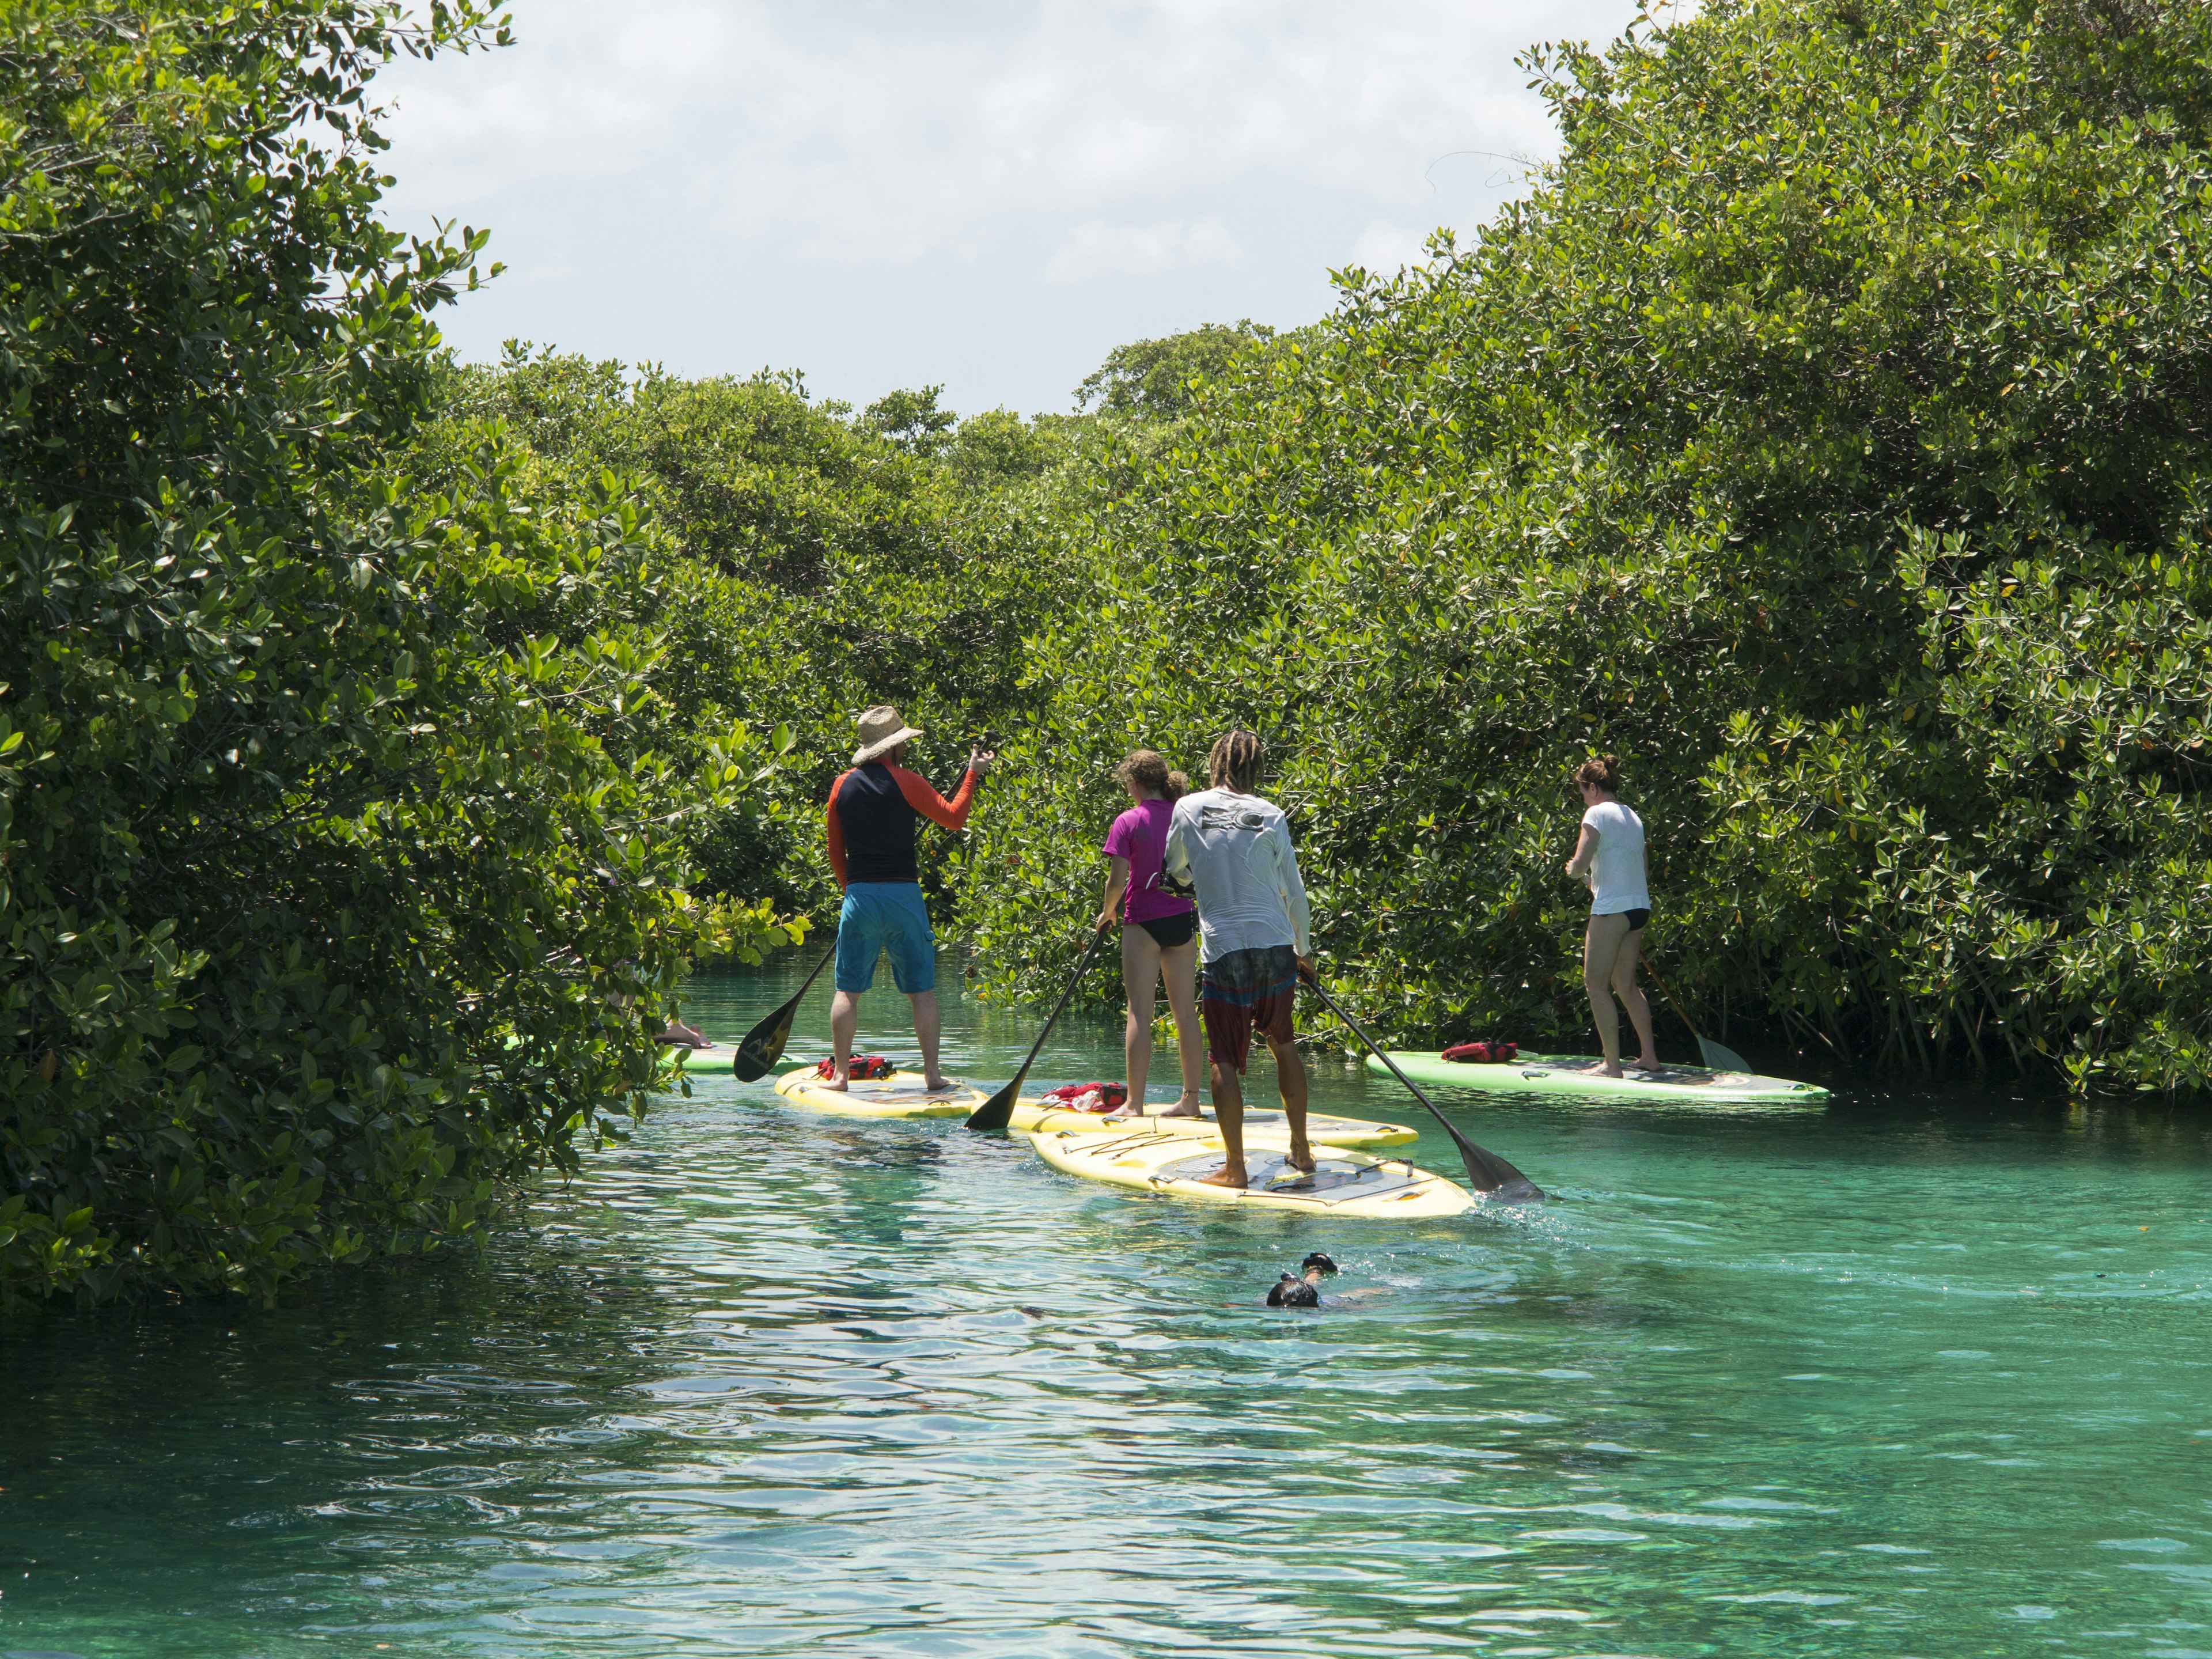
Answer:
[{"left": 4, "top": 951, "right": 2210, "bottom": 1658}]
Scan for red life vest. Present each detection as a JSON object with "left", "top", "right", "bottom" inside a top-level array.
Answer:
[
  {"left": 1042, "top": 1081, "right": 1128, "bottom": 1113},
  {"left": 1442, "top": 1040, "right": 1518, "bottom": 1064},
  {"left": 815, "top": 1054, "right": 897, "bottom": 1080}
]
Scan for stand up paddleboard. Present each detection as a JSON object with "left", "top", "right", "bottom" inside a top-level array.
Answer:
[
  {"left": 773, "top": 1067, "right": 984, "bottom": 1119},
  {"left": 1365, "top": 1050, "right": 1828, "bottom": 1105},
  {"left": 1026, "top": 1127, "right": 1476, "bottom": 1217},
  {"left": 1007, "top": 1098, "right": 1416, "bottom": 1150}
]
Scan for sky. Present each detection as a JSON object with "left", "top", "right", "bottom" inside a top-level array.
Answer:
[{"left": 376, "top": 0, "right": 1650, "bottom": 419}]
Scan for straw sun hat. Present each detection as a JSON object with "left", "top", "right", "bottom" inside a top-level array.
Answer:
[{"left": 852, "top": 704, "right": 925, "bottom": 764}]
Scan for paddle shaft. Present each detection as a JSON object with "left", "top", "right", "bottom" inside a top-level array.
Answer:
[
  {"left": 964, "top": 923, "right": 1114, "bottom": 1132},
  {"left": 1304, "top": 979, "right": 1543, "bottom": 1202},
  {"left": 732, "top": 941, "right": 838, "bottom": 1081},
  {"left": 1637, "top": 955, "right": 1750, "bottom": 1073}
]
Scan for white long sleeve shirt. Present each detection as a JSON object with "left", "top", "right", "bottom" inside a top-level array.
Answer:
[{"left": 1163, "top": 787, "right": 1311, "bottom": 962}]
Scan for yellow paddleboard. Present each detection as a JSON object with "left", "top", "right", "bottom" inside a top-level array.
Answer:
[
  {"left": 1025, "top": 1127, "right": 1476, "bottom": 1218},
  {"left": 772, "top": 1067, "right": 983, "bottom": 1119},
  {"left": 1005, "top": 1099, "right": 1415, "bottom": 1150}
]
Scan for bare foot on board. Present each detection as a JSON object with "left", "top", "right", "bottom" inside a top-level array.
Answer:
[
  {"left": 1157, "top": 1097, "right": 1204, "bottom": 1119},
  {"left": 1285, "top": 1142, "right": 1317, "bottom": 1174},
  {"left": 1196, "top": 1165, "right": 1249, "bottom": 1189},
  {"left": 923, "top": 1073, "right": 952, "bottom": 1092},
  {"left": 820, "top": 1073, "right": 850, "bottom": 1092},
  {"left": 1600, "top": 1062, "right": 1625, "bottom": 1079}
]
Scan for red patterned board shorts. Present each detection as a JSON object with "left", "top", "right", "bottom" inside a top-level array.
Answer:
[{"left": 1200, "top": 945, "right": 1299, "bottom": 1073}]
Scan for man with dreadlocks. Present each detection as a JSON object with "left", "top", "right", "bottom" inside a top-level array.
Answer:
[{"left": 1163, "top": 730, "right": 1317, "bottom": 1187}]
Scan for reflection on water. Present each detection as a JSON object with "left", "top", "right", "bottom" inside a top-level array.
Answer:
[{"left": 3, "top": 950, "right": 2211, "bottom": 1657}]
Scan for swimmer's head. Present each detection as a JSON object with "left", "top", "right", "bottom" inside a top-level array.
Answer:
[
  {"left": 1300, "top": 1252, "right": 1338, "bottom": 1278},
  {"left": 1266, "top": 1272, "right": 1320, "bottom": 1308}
]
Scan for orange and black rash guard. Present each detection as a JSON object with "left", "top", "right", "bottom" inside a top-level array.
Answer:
[{"left": 825, "top": 762, "right": 980, "bottom": 888}]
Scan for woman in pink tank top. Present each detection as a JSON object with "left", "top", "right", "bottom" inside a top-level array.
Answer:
[{"left": 1093, "top": 750, "right": 1205, "bottom": 1118}]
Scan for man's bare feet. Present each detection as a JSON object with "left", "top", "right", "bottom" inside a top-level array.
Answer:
[
  {"left": 1600, "top": 1062, "right": 1625, "bottom": 1079},
  {"left": 821, "top": 1074, "right": 850, "bottom": 1092},
  {"left": 1156, "top": 1097, "right": 1204, "bottom": 1119},
  {"left": 1633, "top": 1055, "right": 1661, "bottom": 1071},
  {"left": 923, "top": 1073, "right": 951, "bottom": 1092},
  {"left": 1196, "top": 1165, "right": 1248, "bottom": 1189},
  {"left": 1285, "top": 1143, "right": 1317, "bottom": 1173}
]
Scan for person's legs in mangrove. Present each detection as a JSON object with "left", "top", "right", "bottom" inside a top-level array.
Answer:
[
  {"left": 1197, "top": 945, "right": 1316, "bottom": 1188},
  {"left": 1112, "top": 919, "right": 1205, "bottom": 1118},
  {"left": 1609, "top": 912, "right": 1658, "bottom": 1073},
  {"left": 1157, "top": 927, "right": 1205, "bottom": 1116},
  {"left": 1583, "top": 910, "right": 1658, "bottom": 1078},
  {"left": 1118, "top": 920, "right": 1165, "bottom": 1114}
]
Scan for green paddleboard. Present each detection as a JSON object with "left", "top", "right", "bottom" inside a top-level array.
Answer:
[{"left": 1367, "top": 1050, "right": 1828, "bottom": 1106}]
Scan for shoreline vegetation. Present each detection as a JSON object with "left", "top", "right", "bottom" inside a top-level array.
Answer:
[{"left": 7, "top": 0, "right": 2212, "bottom": 1301}]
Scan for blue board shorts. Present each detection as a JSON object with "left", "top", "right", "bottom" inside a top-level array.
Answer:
[{"left": 835, "top": 881, "right": 937, "bottom": 994}]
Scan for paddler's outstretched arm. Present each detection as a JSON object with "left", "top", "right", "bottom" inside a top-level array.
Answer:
[{"left": 887, "top": 748, "right": 991, "bottom": 829}]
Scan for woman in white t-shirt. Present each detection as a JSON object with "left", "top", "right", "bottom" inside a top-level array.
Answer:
[{"left": 1563, "top": 753, "right": 1658, "bottom": 1077}]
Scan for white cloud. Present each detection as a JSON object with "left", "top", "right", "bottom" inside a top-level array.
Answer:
[
  {"left": 1046, "top": 217, "right": 1241, "bottom": 283},
  {"left": 378, "top": 0, "right": 1631, "bottom": 267},
  {"left": 1347, "top": 218, "right": 1436, "bottom": 274}
]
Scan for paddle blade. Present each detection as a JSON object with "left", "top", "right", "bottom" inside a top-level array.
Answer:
[
  {"left": 732, "top": 1005, "right": 797, "bottom": 1082},
  {"left": 1453, "top": 1133, "right": 1545, "bottom": 1204},
  {"left": 1696, "top": 1034, "right": 1753, "bottom": 1075},
  {"left": 732, "top": 945, "right": 838, "bottom": 1082},
  {"left": 964, "top": 1073, "right": 1025, "bottom": 1133},
  {"left": 964, "top": 923, "right": 1111, "bottom": 1135}
]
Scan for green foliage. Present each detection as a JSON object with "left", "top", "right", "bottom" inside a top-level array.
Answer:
[
  {"left": 861, "top": 384, "right": 958, "bottom": 456},
  {"left": 961, "top": 0, "right": 2212, "bottom": 1097},
  {"left": 0, "top": 2, "right": 796, "bottom": 1305},
  {"left": 416, "top": 348, "right": 1099, "bottom": 919},
  {"left": 1073, "top": 320, "right": 1278, "bottom": 418}
]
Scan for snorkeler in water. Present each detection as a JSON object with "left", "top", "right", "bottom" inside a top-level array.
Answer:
[{"left": 1266, "top": 1252, "right": 1339, "bottom": 1307}]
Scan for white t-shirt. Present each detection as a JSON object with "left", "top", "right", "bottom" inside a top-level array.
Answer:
[
  {"left": 1580, "top": 799, "right": 1650, "bottom": 915},
  {"left": 1163, "top": 787, "right": 1312, "bottom": 961}
]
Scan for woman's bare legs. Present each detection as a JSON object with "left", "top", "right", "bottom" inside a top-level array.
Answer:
[
  {"left": 1609, "top": 926, "right": 1660, "bottom": 1071},
  {"left": 1584, "top": 911, "right": 1634, "bottom": 1077},
  {"left": 1119, "top": 924, "right": 1164, "bottom": 1110},
  {"left": 1158, "top": 933, "right": 1204, "bottom": 1115}
]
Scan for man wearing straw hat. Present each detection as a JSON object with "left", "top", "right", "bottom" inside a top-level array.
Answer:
[{"left": 823, "top": 705, "right": 994, "bottom": 1090}]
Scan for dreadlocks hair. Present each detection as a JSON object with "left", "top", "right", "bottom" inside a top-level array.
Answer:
[
  {"left": 1207, "top": 730, "right": 1266, "bottom": 793},
  {"left": 1115, "top": 749, "right": 1189, "bottom": 800}
]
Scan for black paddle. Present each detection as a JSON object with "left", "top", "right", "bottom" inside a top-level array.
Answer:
[
  {"left": 1302, "top": 975, "right": 1545, "bottom": 1203},
  {"left": 732, "top": 944, "right": 838, "bottom": 1082},
  {"left": 964, "top": 923, "right": 1115, "bottom": 1132}
]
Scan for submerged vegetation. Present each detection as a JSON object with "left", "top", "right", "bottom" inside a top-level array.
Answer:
[{"left": 6, "top": 0, "right": 2212, "bottom": 1301}]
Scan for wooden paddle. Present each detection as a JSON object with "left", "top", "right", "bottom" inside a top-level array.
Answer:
[
  {"left": 1638, "top": 956, "right": 1752, "bottom": 1074},
  {"left": 964, "top": 922, "right": 1115, "bottom": 1132},
  {"left": 1302, "top": 975, "right": 1544, "bottom": 1203},
  {"left": 732, "top": 944, "right": 838, "bottom": 1082}
]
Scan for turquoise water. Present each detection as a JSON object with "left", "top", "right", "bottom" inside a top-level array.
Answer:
[{"left": 4, "top": 953, "right": 2211, "bottom": 1658}]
